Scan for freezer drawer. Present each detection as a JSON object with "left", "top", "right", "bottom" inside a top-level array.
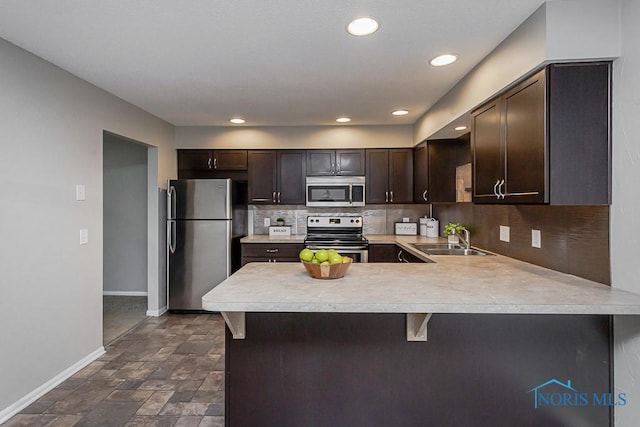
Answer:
[{"left": 168, "top": 220, "right": 231, "bottom": 311}]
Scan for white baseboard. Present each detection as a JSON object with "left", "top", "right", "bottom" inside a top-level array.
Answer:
[
  {"left": 146, "top": 305, "right": 167, "bottom": 317},
  {"left": 103, "top": 291, "right": 148, "bottom": 297},
  {"left": 0, "top": 346, "right": 105, "bottom": 425}
]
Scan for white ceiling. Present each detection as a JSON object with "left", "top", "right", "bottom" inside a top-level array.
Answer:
[{"left": 0, "top": 0, "right": 547, "bottom": 127}]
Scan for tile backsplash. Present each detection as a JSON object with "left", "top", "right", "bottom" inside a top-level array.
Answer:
[{"left": 249, "top": 204, "right": 431, "bottom": 235}]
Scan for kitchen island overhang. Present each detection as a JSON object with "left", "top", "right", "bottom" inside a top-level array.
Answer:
[
  {"left": 203, "top": 260, "right": 640, "bottom": 340},
  {"left": 202, "top": 260, "right": 640, "bottom": 427}
]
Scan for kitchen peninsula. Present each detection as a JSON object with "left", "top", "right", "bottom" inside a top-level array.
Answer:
[{"left": 203, "top": 255, "right": 640, "bottom": 426}]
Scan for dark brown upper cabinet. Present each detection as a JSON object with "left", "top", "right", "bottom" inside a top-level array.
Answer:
[
  {"left": 413, "top": 142, "right": 429, "bottom": 203},
  {"left": 366, "top": 148, "right": 413, "bottom": 204},
  {"left": 414, "top": 137, "right": 471, "bottom": 204},
  {"left": 248, "top": 150, "right": 306, "bottom": 204},
  {"left": 471, "top": 62, "right": 611, "bottom": 205},
  {"left": 178, "top": 149, "right": 248, "bottom": 171},
  {"left": 306, "top": 149, "right": 365, "bottom": 176}
]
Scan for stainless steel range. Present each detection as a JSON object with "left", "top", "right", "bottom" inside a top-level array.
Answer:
[{"left": 304, "top": 216, "right": 369, "bottom": 262}]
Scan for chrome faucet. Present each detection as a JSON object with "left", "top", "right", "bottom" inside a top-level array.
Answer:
[{"left": 456, "top": 229, "right": 471, "bottom": 250}]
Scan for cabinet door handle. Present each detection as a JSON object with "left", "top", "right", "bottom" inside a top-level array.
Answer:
[
  {"left": 213, "top": 157, "right": 217, "bottom": 169},
  {"left": 349, "top": 184, "right": 353, "bottom": 205},
  {"left": 422, "top": 190, "right": 428, "bottom": 201},
  {"left": 272, "top": 191, "right": 276, "bottom": 203},
  {"left": 385, "top": 191, "right": 389, "bottom": 203},
  {"left": 493, "top": 180, "right": 500, "bottom": 198},
  {"left": 277, "top": 192, "right": 281, "bottom": 204},
  {"left": 498, "top": 179, "right": 505, "bottom": 199},
  {"left": 337, "top": 163, "right": 341, "bottom": 174},
  {"left": 331, "top": 163, "right": 335, "bottom": 174},
  {"left": 266, "top": 248, "right": 279, "bottom": 253},
  {"left": 390, "top": 191, "right": 394, "bottom": 203},
  {"left": 251, "top": 198, "right": 271, "bottom": 202},
  {"left": 397, "top": 250, "right": 409, "bottom": 263},
  {"left": 207, "top": 157, "right": 212, "bottom": 169}
]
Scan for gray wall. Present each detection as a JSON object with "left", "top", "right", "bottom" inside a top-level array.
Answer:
[
  {"left": 612, "top": 0, "right": 640, "bottom": 425},
  {"left": 103, "top": 134, "right": 148, "bottom": 294},
  {"left": 175, "top": 125, "right": 414, "bottom": 149},
  {"left": 0, "top": 37, "right": 175, "bottom": 417}
]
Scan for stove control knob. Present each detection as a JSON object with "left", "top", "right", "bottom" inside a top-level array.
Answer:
[
  {"left": 350, "top": 219, "right": 354, "bottom": 223},
  {"left": 355, "top": 218, "right": 360, "bottom": 223}
]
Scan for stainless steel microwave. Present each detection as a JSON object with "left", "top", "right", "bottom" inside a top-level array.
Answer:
[{"left": 305, "top": 176, "right": 365, "bottom": 207}]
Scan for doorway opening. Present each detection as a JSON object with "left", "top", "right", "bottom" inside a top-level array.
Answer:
[{"left": 103, "top": 132, "right": 149, "bottom": 344}]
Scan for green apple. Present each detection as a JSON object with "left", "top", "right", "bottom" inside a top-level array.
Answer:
[
  {"left": 299, "top": 248, "right": 314, "bottom": 262},
  {"left": 329, "top": 252, "right": 344, "bottom": 264},
  {"left": 315, "top": 249, "right": 329, "bottom": 263}
]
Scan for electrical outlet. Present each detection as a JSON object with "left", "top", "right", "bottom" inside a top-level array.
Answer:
[
  {"left": 532, "top": 229, "right": 542, "bottom": 248},
  {"left": 264, "top": 218, "right": 270, "bottom": 227},
  {"left": 500, "top": 225, "right": 510, "bottom": 242}
]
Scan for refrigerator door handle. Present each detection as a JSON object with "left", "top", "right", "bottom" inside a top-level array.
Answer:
[
  {"left": 168, "top": 220, "right": 177, "bottom": 254},
  {"left": 168, "top": 185, "right": 177, "bottom": 220}
]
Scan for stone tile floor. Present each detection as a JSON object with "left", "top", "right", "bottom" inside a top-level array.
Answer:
[
  {"left": 103, "top": 296, "right": 148, "bottom": 345},
  {"left": 5, "top": 313, "right": 226, "bottom": 427}
]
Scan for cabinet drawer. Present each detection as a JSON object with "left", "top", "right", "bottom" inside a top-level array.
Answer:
[{"left": 241, "top": 243, "right": 304, "bottom": 258}]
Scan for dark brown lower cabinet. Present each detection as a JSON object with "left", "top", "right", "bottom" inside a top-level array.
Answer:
[
  {"left": 368, "top": 244, "right": 398, "bottom": 262},
  {"left": 369, "top": 244, "right": 427, "bottom": 263},
  {"left": 241, "top": 243, "right": 304, "bottom": 265},
  {"left": 225, "top": 313, "right": 612, "bottom": 426}
]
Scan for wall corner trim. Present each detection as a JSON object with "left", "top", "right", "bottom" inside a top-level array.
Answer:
[
  {"left": 0, "top": 346, "right": 105, "bottom": 425},
  {"left": 103, "top": 291, "right": 149, "bottom": 297},
  {"left": 146, "top": 306, "right": 167, "bottom": 317}
]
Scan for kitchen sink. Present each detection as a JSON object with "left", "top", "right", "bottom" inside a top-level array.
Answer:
[
  {"left": 411, "top": 244, "right": 492, "bottom": 256},
  {"left": 411, "top": 243, "right": 462, "bottom": 250},
  {"left": 421, "top": 248, "right": 491, "bottom": 256}
]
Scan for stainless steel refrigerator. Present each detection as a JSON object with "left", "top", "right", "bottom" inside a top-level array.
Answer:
[{"left": 167, "top": 179, "right": 247, "bottom": 311}]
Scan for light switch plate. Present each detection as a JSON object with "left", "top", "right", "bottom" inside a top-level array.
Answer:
[
  {"left": 500, "top": 226, "right": 510, "bottom": 242},
  {"left": 76, "top": 184, "right": 86, "bottom": 201},
  {"left": 532, "top": 229, "right": 541, "bottom": 248},
  {"left": 264, "top": 218, "right": 270, "bottom": 227},
  {"left": 79, "top": 229, "right": 89, "bottom": 245}
]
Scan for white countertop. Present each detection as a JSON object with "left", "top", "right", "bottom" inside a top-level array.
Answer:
[
  {"left": 240, "top": 235, "right": 305, "bottom": 244},
  {"left": 202, "top": 257, "right": 640, "bottom": 315}
]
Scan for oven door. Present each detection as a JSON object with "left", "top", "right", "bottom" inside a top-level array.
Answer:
[{"left": 305, "top": 245, "right": 369, "bottom": 263}]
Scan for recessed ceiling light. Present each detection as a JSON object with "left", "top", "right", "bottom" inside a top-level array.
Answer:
[
  {"left": 347, "top": 17, "right": 379, "bottom": 36},
  {"left": 229, "top": 118, "right": 245, "bottom": 124},
  {"left": 454, "top": 125, "right": 467, "bottom": 131},
  {"left": 429, "top": 54, "right": 458, "bottom": 67},
  {"left": 336, "top": 117, "right": 352, "bottom": 123},
  {"left": 392, "top": 109, "right": 409, "bottom": 116}
]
